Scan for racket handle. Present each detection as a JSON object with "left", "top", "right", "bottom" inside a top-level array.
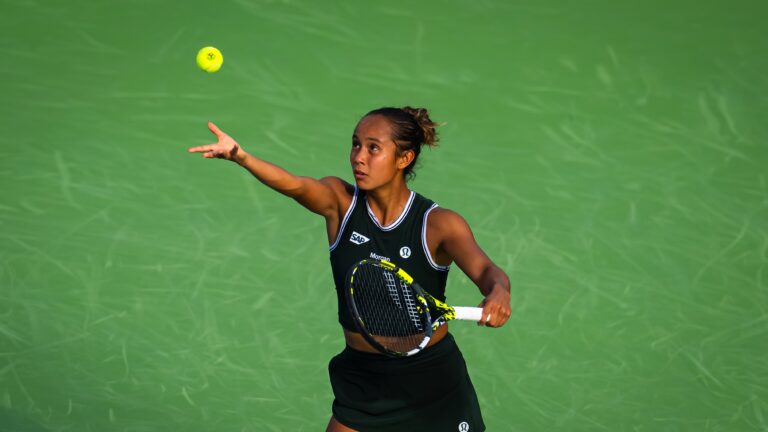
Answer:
[{"left": 453, "top": 306, "right": 484, "bottom": 321}]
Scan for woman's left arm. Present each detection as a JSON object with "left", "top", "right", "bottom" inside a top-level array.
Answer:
[{"left": 430, "top": 208, "right": 512, "bottom": 328}]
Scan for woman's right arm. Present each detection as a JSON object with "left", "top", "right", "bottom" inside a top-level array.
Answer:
[{"left": 187, "top": 122, "right": 344, "bottom": 218}]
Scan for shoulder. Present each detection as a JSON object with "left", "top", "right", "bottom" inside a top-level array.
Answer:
[
  {"left": 424, "top": 206, "right": 475, "bottom": 265},
  {"left": 428, "top": 207, "right": 467, "bottom": 226},
  {"left": 427, "top": 207, "right": 472, "bottom": 239},
  {"left": 319, "top": 176, "right": 355, "bottom": 197},
  {"left": 320, "top": 176, "right": 356, "bottom": 211}
]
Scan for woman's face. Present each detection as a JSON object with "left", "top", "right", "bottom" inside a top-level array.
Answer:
[{"left": 350, "top": 115, "right": 411, "bottom": 190}]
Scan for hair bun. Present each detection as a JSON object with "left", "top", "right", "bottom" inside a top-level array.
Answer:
[{"left": 402, "top": 106, "right": 439, "bottom": 147}]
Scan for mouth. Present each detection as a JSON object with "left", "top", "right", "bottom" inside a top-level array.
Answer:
[{"left": 353, "top": 170, "right": 366, "bottom": 180}]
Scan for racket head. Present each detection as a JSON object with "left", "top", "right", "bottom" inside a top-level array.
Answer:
[{"left": 346, "top": 259, "right": 433, "bottom": 357}]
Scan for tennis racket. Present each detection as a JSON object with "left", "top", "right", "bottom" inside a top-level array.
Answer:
[{"left": 345, "top": 258, "right": 484, "bottom": 357}]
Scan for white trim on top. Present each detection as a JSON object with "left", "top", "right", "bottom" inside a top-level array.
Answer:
[
  {"left": 365, "top": 191, "right": 415, "bottom": 232},
  {"left": 329, "top": 186, "right": 358, "bottom": 251},
  {"left": 422, "top": 203, "right": 450, "bottom": 272}
]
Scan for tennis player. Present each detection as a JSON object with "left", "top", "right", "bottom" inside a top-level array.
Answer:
[{"left": 188, "top": 107, "right": 511, "bottom": 432}]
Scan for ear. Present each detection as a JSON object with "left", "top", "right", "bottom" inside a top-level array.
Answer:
[{"left": 397, "top": 149, "right": 415, "bottom": 170}]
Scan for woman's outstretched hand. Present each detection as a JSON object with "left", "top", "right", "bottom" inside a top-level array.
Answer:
[{"left": 187, "top": 122, "right": 243, "bottom": 162}]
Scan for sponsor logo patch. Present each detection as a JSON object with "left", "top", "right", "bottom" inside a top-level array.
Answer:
[
  {"left": 370, "top": 252, "right": 391, "bottom": 262},
  {"left": 350, "top": 231, "right": 370, "bottom": 245}
]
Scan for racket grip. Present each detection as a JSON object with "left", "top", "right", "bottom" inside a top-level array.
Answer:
[{"left": 453, "top": 306, "right": 484, "bottom": 321}]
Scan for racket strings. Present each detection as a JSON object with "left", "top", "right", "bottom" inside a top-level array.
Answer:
[
  {"left": 383, "top": 271, "right": 403, "bottom": 309},
  {"left": 383, "top": 272, "right": 423, "bottom": 331},
  {"left": 353, "top": 264, "right": 428, "bottom": 353},
  {"left": 399, "top": 278, "right": 423, "bottom": 331}
]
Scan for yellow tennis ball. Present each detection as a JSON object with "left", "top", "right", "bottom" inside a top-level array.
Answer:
[{"left": 196, "top": 46, "right": 223, "bottom": 73}]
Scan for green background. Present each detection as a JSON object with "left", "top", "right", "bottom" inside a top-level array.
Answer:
[{"left": 2, "top": 0, "right": 767, "bottom": 430}]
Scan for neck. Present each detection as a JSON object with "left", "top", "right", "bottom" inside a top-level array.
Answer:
[{"left": 365, "top": 180, "right": 411, "bottom": 227}]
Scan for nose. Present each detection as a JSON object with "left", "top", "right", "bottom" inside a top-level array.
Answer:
[{"left": 352, "top": 147, "right": 367, "bottom": 166}]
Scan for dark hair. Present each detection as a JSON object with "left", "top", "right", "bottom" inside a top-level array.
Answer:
[{"left": 364, "top": 106, "right": 440, "bottom": 181}]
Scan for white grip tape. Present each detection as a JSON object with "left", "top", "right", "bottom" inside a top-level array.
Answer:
[{"left": 453, "top": 306, "right": 484, "bottom": 321}]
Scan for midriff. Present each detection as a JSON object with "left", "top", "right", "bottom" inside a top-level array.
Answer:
[{"left": 343, "top": 324, "right": 449, "bottom": 354}]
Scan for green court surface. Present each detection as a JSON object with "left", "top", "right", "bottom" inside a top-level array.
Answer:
[{"left": 2, "top": 0, "right": 767, "bottom": 430}]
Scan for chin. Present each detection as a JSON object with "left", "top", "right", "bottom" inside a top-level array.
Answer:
[
  {"left": 355, "top": 179, "right": 373, "bottom": 191},
  {"left": 355, "top": 176, "right": 383, "bottom": 191}
]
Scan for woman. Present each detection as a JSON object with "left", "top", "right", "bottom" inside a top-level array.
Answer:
[{"left": 188, "top": 107, "right": 511, "bottom": 431}]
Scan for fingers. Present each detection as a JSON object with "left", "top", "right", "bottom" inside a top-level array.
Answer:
[
  {"left": 477, "top": 310, "right": 497, "bottom": 327},
  {"left": 187, "top": 144, "right": 215, "bottom": 153},
  {"left": 187, "top": 122, "right": 223, "bottom": 153},
  {"left": 477, "top": 300, "right": 511, "bottom": 328},
  {"left": 187, "top": 122, "right": 236, "bottom": 158},
  {"left": 208, "top": 121, "right": 224, "bottom": 137},
  {"left": 476, "top": 301, "right": 494, "bottom": 327},
  {"left": 186, "top": 144, "right": 223, "bottom": 159}
]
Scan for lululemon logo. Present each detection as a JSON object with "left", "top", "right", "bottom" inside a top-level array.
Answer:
[
  {"left": 458, "top": 422, "right": 470, "bottom": 431},
  {"left": 399, "top": 246, "right": 411, "bottom": 259}
]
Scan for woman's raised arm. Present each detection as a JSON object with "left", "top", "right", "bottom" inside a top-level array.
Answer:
[{"left": 188, "top": 122, "right": 345, "bottom": 218}]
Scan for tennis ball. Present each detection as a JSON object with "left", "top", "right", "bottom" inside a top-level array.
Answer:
[{"left": 196, "top": 46, "right": 223, "bottom": 73}]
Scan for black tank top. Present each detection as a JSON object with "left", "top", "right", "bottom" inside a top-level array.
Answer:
[{"left": 329, "top": 187, "right": 450, "bottom": 331}]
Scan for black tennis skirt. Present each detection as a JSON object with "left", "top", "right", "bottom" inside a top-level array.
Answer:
[{"left": 328, "top": 333, "right": 485, "bottom": 432}]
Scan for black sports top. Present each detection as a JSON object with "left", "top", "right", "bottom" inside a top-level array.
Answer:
[{"left": 329, "top": 186, "right": 450, "bottom": 331}]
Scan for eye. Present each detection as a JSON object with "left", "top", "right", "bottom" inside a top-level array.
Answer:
[
  {"left": 352, "top": 140, "right": 360, "bottom": 148},
  {"left": 370, "top": 144, "right": 379, "bottom": 152}
]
